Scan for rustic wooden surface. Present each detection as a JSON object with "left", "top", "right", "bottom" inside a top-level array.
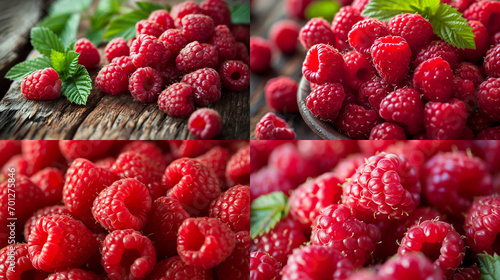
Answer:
[{"left": 249, "top": 0, "right": 320, "bottom": 140}]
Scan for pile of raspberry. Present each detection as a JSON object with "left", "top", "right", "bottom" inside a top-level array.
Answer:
[
  {"left": 0, "top": 139, "right": 250, "bottom": 280},
  {"left": 253, "top": 0, "right": 500, "bottom": 140},
  {"left": 250, "top": 140, "right": 500, "bottom": 280}
]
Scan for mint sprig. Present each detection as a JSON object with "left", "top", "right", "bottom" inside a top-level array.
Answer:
[
  {"left": 61, "top": 66, "right": 93, "bottom": 105},
  {"left": 5, "top": 57, "right": 52, "bottom": 80},
  {"left": 250, "top": 192, "right": 290, "bottom": 239},
  {"left": 362, "top": 0, "right": 476, "bottom": 50},
  {"left": 479, "top": 253, "right": 500, "bottom": 280}
]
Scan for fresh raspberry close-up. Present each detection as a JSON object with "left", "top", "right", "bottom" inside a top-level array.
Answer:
[
  {"left": 21, "top": 68, "right": 61, "bottom": 100},
  {"left": 128, "top": 67, "right": 164, "bottom": 103}
]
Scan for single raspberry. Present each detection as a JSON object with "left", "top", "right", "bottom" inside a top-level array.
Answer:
[
  {"left": 231, "top": 24, "right": 250, "bottom": 46},
  {"left": 0, "top": 244, "right": 49, "bottom": 279},
  {"left": 136, "top": 19, "right": 164, "bottom": 38},
  {"left": 465, "top": 20, "right": 490, "bottom": 62},
  {"left": 424, "top": 99, "right": 468, "bottom": 140},
  {"left": 23, "top": 205, "right": 71, "bottom": 240},
  {"left": 171, "top": 1, "right": 203, "bottom": 27},
  {"left": 158, "top": 29, "right": 188, "bottom": 58},
  {"left": 157, "top": 61, "right": 182, "bottom": 85},
  {"left": 216, "top": 231, "right": 249, "bottom": 280},
  {"left": 209, "top": 185, "right": 250, "bottom": 231},
  {"left": 219, "top": 60, "right": 250, "bottom": 91},
  {"left": 343, "top": 152, "right": 421, "bottom": 221},
  {"left": 285, "top": 0, "right": 314, "bottom": 19},
  {"left": 157, "top": 82, "right": 195, "bottom": 117},
  {"left": 188, "top": 108, "right": 223, "bottom": 139},
  {"left": 196, "top": 147, "right": 229, "bottom": 185},
  {"left": 269, "top": 20, "right": 300, "bottom": 54},
  {"left": 348, "top": 18, "right": 390, "bottom": 57},
  {"left": 28, "top": 215, "right": 97, "bottom": 272},
  {"left": 282, "top": 245, "right": 354, "bottom": 279},
  {"left": 302, "top": 43, "right": 344, "bottom": 84},
  {"left": 306, "top": 82, "right": 345, "bottom": 122},
  {"left": 148, "top": 9, "right": 175, "bottom": 30},
  {"left": 298, "top": 18, "right": 336, "bottom": 50},
  {"left": 398, "top": 220, "right": 465, "bottom": 278},
  {"left": 30, "top": 167, "right": 64, "bottom": 206},
  {"left": 111, "top": 56, "right": 136, "bottom": 77},
  {"left": 369, "top": 122, "right": 407, "bottom": 140},
  {"left": 181, "top": 14, "right": 215, "bottom": 43},
  {"left": 200, "top": 0, "right": 231, "bottom": 26},
  {"left": 235, "top": 42, "right": 249, "bottom": 65},
  {"left": 249, "top": 36, "right": 272, "bottom": 73},
  {"left": 265, "top": 76, "right": 299, "bottom": 114},
  {"left": 255, "top": 113, "right": 295, "bottom": 140},
  {"left": 389, "top": 13, "right": 434, "bottom": 51},
  {"left": 358, "top": 77, "right": 393, "bottom": 111},
  {"left": 464, "top": 1, "right": 500, "bottom": 35},
  {"left": 105, "top": 37, "right": 129, "bottom": 62},
  {"left": 335, "top": 104, "right": 381, "bottom": 140},
  {"left": 251, "top": 218, "right": 307, "bottom": 265},
  {"left": 21, "top": 68, "right": 61, "bottom": 100},
  {"left": 95, "top": 63, "right": 129, "bottom": 94},
  {"left": 452, "top": 77, "right": 477, "bottom": 112},
  {"left": 148, "top": 256, "right": 213, "bottom": 280},
  {"left": 371, "top": 36, "right": 411, "bottom": 84},
  {"left": 58, "top": 140, "right": 113, "bottom": 161},
  {"left": 414, "top": 40, "right": 459, "bottom": 69},
  {"left": 478, "top": 77, "right": 500, "bottom": 121},
  {"left": 181, "top": 68, "right": 221, "bottom": 106},
  {"left": 177, "top": 217, "right": 235, "bottom": 269},
  {"left": 451, "top": 266, "right": 480, "bottom": 280},
  {"left": 249, "top": 166, "right": 296, "bottom": 200},
  {"left": 465, "top": 195, "right": 500, "bottom": 254},
  {"left": 1, "top": 175, "right": 44, "bottom": 225},
  {"left": 379, "top": 88, "right": 424, "bottom": 135},
  {"left": 21, "top": 140, "right": 61, "bottom": 171},
  {"left": 114, "top": 147, "right": 166, "bottom": 186},
  {"left": 176, "top": 41, "right": 219, "bottom": 73},
  {"left": 250, "top": 252, "right": 282, "bottom": 280},
  {"left": 209, "top": 25, "right": 237, "bottom": 61},
  {"left": 343, "top": 50, "right": 376, "bottom": 89},
  {"left": 311, "top": 204, "right": 381, "bottom": 268},
  {"left": 454, "top": 62, "right": 484, "bottom": 88},
  {"left": 130, "top": 34, "right": 170, "bottom": 68},
  {"left": 379, "top": 253, "right": 444, "bottom": 280},
  {"left": 75, "top": 38, "right": 100, "bottom": 69},
  {"left": 226, "top": 145, "right": 250, "bottom": 187},
  {"left": 484, "top": 45, "right": 500, "bottom": 77},
  {"left": 128, "top": 67, "right": 163, "bottom": 102},
  {"left": 331, "top": 6, "right": 364, "bottom": 42},
  {"left": 414, "top": 57, "right": 454, "bottom": 102},
  {"left": 477, "top": 126, "right": 500, "bottom": 139},
  {"left": 101, "top": 229, "right": 156, "bottom": 280}
]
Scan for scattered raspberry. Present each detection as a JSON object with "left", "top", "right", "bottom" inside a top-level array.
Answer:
[
  {"left": 478, "top": 77, "right": 500, "bottom": 122},
  {"left": 379, "top": 253, "right": 444, "bottom": 280},
  {"left": 250, "top": 252, "right": 282, "bottom": 280},
  {"left": 75, "top": 38, "right": 100, "bottom": 69},
  {"left": 299, "top": 18, "right": 336, "bottom": 50},
  {"left": 209, "top": 25, "right": 237, "bottom": 61},
  {"left": 306, "top": 82, "right": 345, "bottom": 122},
  {"left": 130, "top": 34, "right": 170, "bottom": 68},
  {"left": 269, "top": 19, "right": 300, "bottom": 54},
  {"left": 148, "top": 9, "right": 175, "bottom": 30},
  {"left": 105, "top": 37, "right": 130, "bottom": 63},
  {"left": 465, "top": 20, "right": 490, "bottom": 63},
  {"left": 95, "top": 63, "right": 129, "bottom": 95},
  {"left": 157, "top": 82, "right": 195, "bottom": 117},
  {"left": 414, "top": 40, "right": 459, "bottom": 69},
  {"left": 335, "top": 104, "right": 381, "bottom": 140},
  {"left": 111, "top": 56, "right": 136, "bottom": 77},
  {"left": 219, "top": 60, "right": 250, "bottom": 91},
  {"left": 46, "top": 268, "right": 98, "bottom": 280},
  {"left": 358, "top": 76, "right": 393, "bottom": 111},
  {"left": 249, "top": 36, "right": 272, "bottom": 73},
  {"left": 379, "top": 88, "right": 425, "bottom": 135},
  {"left": 369, "top": 122, "right": 407, "bottom": 140},
  {"left": 21, "top": 68, "right": 61, "bottom": 100},
  {"left": 200, "top": 0, "right": 231, "bottom": 27},
  {"left": 0, "top": 244, "right": 49, "bottom": 279},
  {"left": 332, "top": 6, "right": 364, "bottom": 42},
  {"left": 171, "top": 1, "right": 203, "bottom": 27},
  {"left": 58, "top": 140, "right": 113, "bottom": 161},
  {"left": 389, "top": 13, "right": 434, "bottom": 51},
  {"left": 302, "top": 43, "right": 344, "bottom": 84},
  {"left": 176, "top": 41, "right": 219, "bottom": 73},
  {"left": 414, "top": 57, "right": 454, "bottom": 102},
  {"left": 128, "top": 67, "right": 163, "bottom": 103},
  {"left": 343, "top": 50, "right": 376, "bottom": 89},
  {"left": 454, "top": 62, "right": 484, "bottom": 88},
  {"left": 30, "top": 167, "right": 64, "bottom": 206},
  {"left": 188, "top": 108, "right": 223, "bottom": 139},
  {"left": 159, "top": 29, "right": 188, "bottom": 56},
  {"left": 181, "top": 68, "right": 221, "bottom": 106},
  {"left": 424, "top": 99, "right": 468, "bottom": 140},
  {"left": 255, "top": 112, "right": 295, "bottom": 140},
  {"left": 265, "top": 76, "right": 299, "bottom": 114},
  {"left": 348, "top": 18, "right": 390, "bottom": 57},
  {"left": 463, "top": 0, "right": 500, "bottom": 35},
  {"left": 136, "top": 19, "right": 165, "bottom": 38},
  {"left": 465, "top": 195, "right": 500, "bottom": 254},
  {"left": 181, "top": 14, "right": 215, "bottom": 43},
  {"left": 148, "top": 256, "right": 213, "bottom": 280},
  {"left": 370, "top": 36, "right": 411, "bottom": 84},
  {"left": 484, "top": 45, "right": 500, "bottom": 78},
  {"left": 216, "top": 231, "right": 249, "bottom": 280}
]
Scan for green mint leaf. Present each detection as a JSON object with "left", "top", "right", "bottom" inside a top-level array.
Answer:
[
  {"left": 31, "top": 27, "right": 65, "bottom": 57},
  {"left": 136, "top": 1, "right": 164, "bottom": 13},
  {"left": 5, "top": 57, "right": 52, "bottom": 81},
  {"left": 86, "top": 28, "right": 106, "bottom": 46},
  {"left": 59, "top": 13, "right": 81, "bottom": 48},
  {"left": 38, "top": 14, "right": 71, "bottom": 35},
  {"left": 250, "top": 192, "right": 289, "bottom": 239},
  {"left": 103, "top": 9, "right": 150, "bottom": 40},
  {"left": 230, "top": 4, "right": 250, "bottom": 24},
  {"left": 428, "top": 4, "right": 476, "bottom": 49},
  {"left": 66, "top": 41, "right": 76, "bottom": 52},
  {"left": 479, "top": 253, "right": 500, "bottom": 280},
  {"left": 51, "top": 50, "right": 67, "bottom": 75},
  {"left": 49, "top": 0, "right": 92, "bottom": 15},
  {"left": 52, "top": 50, "right": 80, "bottom": 81},
  {"left": 61, "top": 65, "right": 92, "bottom": 105},
  {"left": 361, "top": 0, "right": 415, "bottom": 21},
  {"left": 65, "top": 51, "right": 81, "bottom": 78},
  {"left": 305, "top": 0, "right": 341, "bottom": 22}
]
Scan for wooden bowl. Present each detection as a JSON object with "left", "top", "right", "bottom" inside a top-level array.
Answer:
[{"left": 297, "top": 76, "right": 352, "bottom": 140}]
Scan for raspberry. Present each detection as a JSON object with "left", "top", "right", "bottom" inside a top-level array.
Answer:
[
  {"left": 219, "top": 60, "right": 250, "bottom": 91},
  {"left": 0, "top": 140, "right": 21, "bottom": 167},
  {"left": 58, "top": 140, "right": 113, "bottom": 161},
  {"left": 311, "top": 204, "right": 381, "bottom": 267},
  {"left": 379, "top": 88, "right": 425, "bottom": 135},
  {"left": 371, "top": 36, "right": 411, "bottom": 84},
  {"left": 200, "top": 0, "right": 231, "bottom": 27},
  {"left": 188, "top": 108, "right": 223, "bottom": 139},
  {"left": 171, "top": 1, "right": 203, "bottom": 27},
  {"left": 226, "top": 145, "right": 250, "bottom": 187},
  {"left": 414, "top": 40, "right": 459, "bottom": 69},
  {"left": 101, "top": 229, "right": 156, "bottom": 280},
  {"left": 21, "top": 68, "right": 61, "bottom": 100},
  {"left": 348, "top": 18, "right": 390, "bottom": 57},
  {"left": 157, "top": 82, "right": 195, "bottom": 117},
  {"left": 75, "top": 38, "right": 100, "bottom": 69},
  {"left": 424, "top": 99, "right": 468, "bottom": 140},
  {"left": 299, "top": 18, "right": 336, "bottom": 50},
  {"left": 398, "top": 220, "right": 465, "bottom": 278},
  {"left": 127, "top": 67, "right": 163, "bottom": 102},
  {"left": 465, "top": 20, "right": 490, "bottom": 62},
  {"left": 306, "top": 82, "right": 345, "bottom": 122},
  {"left": 0, "top": 244, "right": 49, "bottom": 279},
  {"left": 477, "top": 127, "right": 500, "bottom": 139},
  {"left": 231, "top": 24, "right": 250, "bottom": 46},
  {"left": 176, "top": 41, "right": 219, "bottom": 73},
  {"left": 1, "top": 155, "right": 37, "bottom": 180},
  {"left": 195, "top": 148, "right": 229, "bottom": 187},
  {"left": 451, "top": 266, "right": 480, "bottom": 280},
  {"left": 302, "top": 43, "right": 344, "bottom": 84},
  {"left": 255, "top": 113, "right": 295, "bottom": 140},
  {"left": 157, "top": 61, "right": 182, "bottom": 85},
  {"left": 335, "top": 104, "right": 382, "bottom": 140},
  {"left": 484, "top": 45, "right": 500, "bottom": 78},
  {"left": 464, "top": 1, "right": 500, "bottom": 35},
  {"left": 465, "top": 195, "right": 500, "bottom": 254},
  {"left": 268, "top": 143, "right": 320, "bottom": 185},
  {"left": 352, "top": 0, "right": 370, "bottom": 12},
  {"left": 21, "top": 140, "right": 61, "bottom": 171},
  {"left": 30, "top": 167, "right": 64, "bottom": 206},
  {"left": 169, "top": 140, "right": 220, "bottom": 158},
  {"left": 46, "top": 268, "right": 98, "bottom": 280},
  {"left": 251, "top": 217, "right": 307, "bottom": 265},
  {"left": 181, "top": 14, "right": 215, "bottom": 43},
  {"left": 249, "top": 166, "right": 296, "bottom": 200},
  {"left": 454, "top": 62, "right": 484, "bottom": 88},
  {"left": 159, "top": 29, "right": 188, "bottom": 56},
  {"left": 493, "top": 31, "right": 500, "bottom": 46},
  {"left": 379, "top": 253, "right": 444, "bottom": 280},
  {"left": 136, "top": 19, "right": 165, "bottom": 38},
  {"left": 452, "top": 77, "right": 477, "bottom": 112},
  {"left": 331, "top": 6, "right": 364, "bottom": 42},
  {"left": 269, "top": 20, "right": 300, "bottom": 54},
  {"left": 414, "top": 57, "right": 454, "bottom": 102},
  {"left": 142, "top": 197, "right": 189, "bottom": 258},
  {"left": 104, "top": 37, "right": 129, "bottom": 63},
  {"left": 389, "top": 13, "right": 434, "bottom": 51},
  {"left": 28, "top": 215, "right": 97, "bottom": 272},
  {"left": 181, "top": 67, "right": 221, "bottom": 106},
  {"left": 148, "top": 256, "right": 213, "bottom": 280},
  {"left": 148, "top": 9, "right": 175, "bottom": 30},
  {"left": 285, "top": 0, "right": 314, "bottom": 19},
  {"left": 297, "top": 140, "right": 358, "bottom": 174},
  {"left": 235, "top": 42, "right": 249, "bottom": 65},
  {"left": 343, "top": 152, "right": 421, "bottom": 221},
  {"left": 468, "top": 111, "right": 493, "bottom": 133},
  {"left": 453, "top": 0, "right": 476, "bottom": 12},
  {"left": 265, "top": 76, "right": 299, "bottom": 114},
  {"left": 331, "top": 154, "right": 365, "bottom": 182},
  {"left": 249, "top": 36, "right": 272, "bottom": 73},
  {"left": 95, "top": 63, "right": 129, "bottom": 94},
  {"left": 250, "top": 252, "right": 282, "bottom": 280},
  {"left": 177, "top": 217, "right": 235, "bottom": 269},
  {"left": 23, "top": 205, "right": 71, "bottom": 240},
  {"left": 369, "top": 122, "right": 407, "bottom": 140},
  {"left": 111, "top": 56, "right": 136, "bottom": 77},
  {"left": 478, "top": 77, "right": 500, "bottom": 121},
  {"left": 163, "top": 158, "right": 221, "bottom": 216},
  {"left": 282, "top": 245, "right": 354, "bottom": 279},
  {"left": 343, "top": 50, "right": 376, "bottom": 89},
  {"left": 209, "top": 185, "right": 250, "bottom": 231},
  {"left": 130, "top": 34, "right": 170, "bottom": 68},
  {"left": 358, "top": 77, "right": 393, "bottom": 111},
  {"left": 216, "top": 231, "right": 249, "bottom": 280},
  {"left": 1, "top": 175, "right": 43, "bottom": 225},
  {"left": 209, "top": 25, "right": 237, "bottom": 61}
]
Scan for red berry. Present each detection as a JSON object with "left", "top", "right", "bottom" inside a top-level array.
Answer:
[
  {"left": 478, "top": 77, "right": 500, "bottom": 122},
  {"left": 1, "top": 175, "right": 44, "bottom": 224},
  {"left": 454, "top": 62, "right": 484, "bottom": 88},
  {"left": 299, "top": 18, "right": 336, "bottom": 50},
  {"left": 148, "top": 9, "right": 175, "bottom": 30},
  {"left": 302, "top": 43, "right": 344, "bottom": 84},
  {"left": 343, "top": 50, "right": 376, "bottom": 89},
  {"left": 464, "top": 0, "right": 500, "bottom": 35},
  {"left": 255, "top": 112, "right": 295, "bottom": 140},
  {"left": 200, "top": 0, "right": 231, "bottom": 26},
  {"left": 250, "top": 251, "right": 282, "bottom": 280},
  {"left": 157, "top": 82, "right": 195, "bottom": 117},
  {"left": 148, "top": 256, "right": 213, "bottom": 279},
  {"left": 30, "top": 167, "right": 64, "bottom": 206},
  {"left": 95, "top": 63, "right": 129, "bottom": 95},
  {"left": 46, "top": 268, "right": 98, "bottom": 280},
  {"left": 209, "top": 25, "right": 237, "bottom": 61},
  {"left": 484, "top": 45, "right": 500, "bottom": 78},
  {"left": 414, "top": 57, "right": 454, "bottom": 102},
  {"left": 128, "top": 67, "right": 163, "bottom": 102},
  {"left": 130, "top": 34, "right": 170, "bottom": 68},
  {"left": 424, "top": 99, "right": 468, "bottom": 140},
  {"left": 181, "top": 14, "right": 215, "bottom": 43},
  {"left": 306, "top": 82, "right": 345, "bottom": 122},
  {"left": 269, "top": 20, "right": 300, "bottom": 54},
  {"left": 196, "top": 146, "right": 230, "bottom": 185},
  {"left": 75, "top": 38, "right": 100, "bottom": 69},
  {"left": 219, "top": 60, "right": 250, "bottom": 91},
  {"left": 58, "top": 140, "right": 113, "bottom": 161},
  {"left": 21, "top": 68, "right": 61, "bottom": 100},
  {"left": 21, "top": 140, "right": 61, "bottom": 171},
  {"left": 371, "top": 36, "right": 411, "bottom": 84},
  {"left": 358, "top": 77, "right": 393, "bottom": 111},
  {"left": 465, "top": 195, "right": 500, "bottom": 254},
  {"left": 105, "top": 37, "right": 130, "bottom": 63},
  {"left": 210, "top": 185, "right": 250, "bottom": 231},
  {"left": 181, "top": 68, "right": 221, "bottom": 106},
  {"left": 249, "top": 36, "right": 272, "bottom": 73},
  {"left": 414, "top": 40, "right": 458, "bottom": 69},
  {"left": 348, "top": 18, "right": 390, "bottom": 57},
  {"left": 335, "top": 104, "right": 382, "bottom": 140},
  {"left": 226, "top": 145, "right": 250, "bottom": 187},
  {"left": 389, "top": 13, "right": 433, "bottom": 51},
  {"left": 216, "top": 231, "right": 250, "bottom": 280},
  {"left": 465, "top": 20, "right": 490, "bottom": 63},
  {"left": 265, "top": 76, "right": 299, "bottom": 114},
  {"left": 188, "top": 108, "right": 223, "bottom": 139},
  {"left": 285, "top": 0, "right": 314, "bottom": 19},
  {"left": 136, "top": 19, "right": 165, "bottom": 38},
  {"left": 379, "top": 253, "right": 444, "bottom": 280},
  {"left": 176, "top": 41, "right": 219, "bottom": 73},
  {"left": 250, "top": 166, "right": 296, "bottom": 200},
  {"left": 159, "top": 29, "right": 188, "bottom": 57},
  {"left": 111, "top": 55, "right": 136, "bottom": 77},
  {"left": 369, "top": 122, "right": 407, "bottom": 140},
  {"left": 380, "top": 88, "right": 425, "bottom": 135},
  {"left": 332, "top": 6, "right": 364, "bottom": 42},
  {"left": 23, "top": 205, "right": 71, "bottom": 240},
  {"left": 231, "top": 24, "right": 250, "bottom": 46},
  {"left": 171, "top": 1, "right": 203, "bottom": 27},
  {"left": 0, "top": 244, "right": 49, "bottom": 279}
]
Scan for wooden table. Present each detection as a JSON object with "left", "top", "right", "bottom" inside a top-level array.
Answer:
[{"left": 250, "top": 0, "right": 320, "bottom": 140}]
